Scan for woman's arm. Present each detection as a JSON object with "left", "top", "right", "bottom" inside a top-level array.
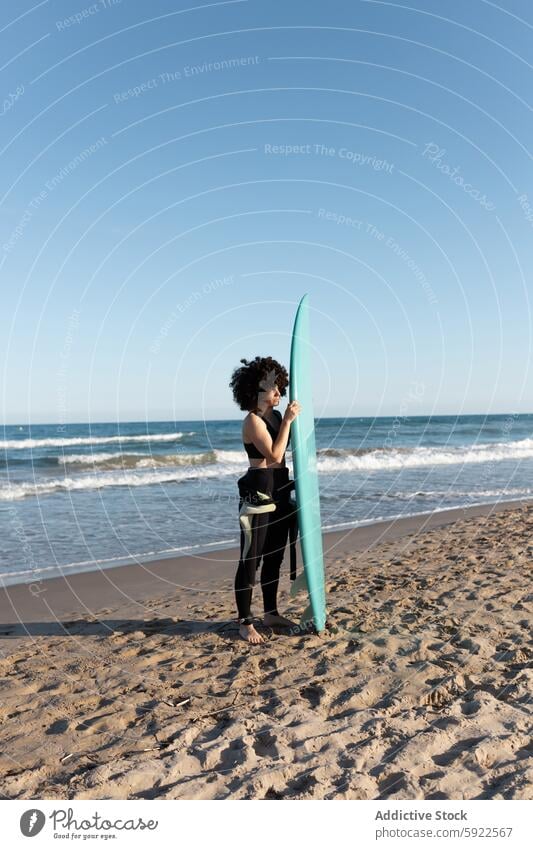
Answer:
[
  {"left": 247, "top": 416, "right": 290, "bottom": 464},
  {"left": 247, "top": 402, "right": 301, "bottom": 464}
]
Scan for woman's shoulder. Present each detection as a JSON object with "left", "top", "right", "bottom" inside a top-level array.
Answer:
[
  {"left": 243, "top": 410, "right": 280, "bottom": 428},
  {"left": 242, "top": 410, "right": 262, "bottom": 437}
]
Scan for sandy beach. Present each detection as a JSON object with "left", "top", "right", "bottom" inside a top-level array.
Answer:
[{"left": 0, "top": 499, "right": 531, "bottom": 801}]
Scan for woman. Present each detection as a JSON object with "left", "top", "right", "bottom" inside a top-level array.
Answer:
[{"left": 229, "top": 356, "right": 301, "bottom": 644}]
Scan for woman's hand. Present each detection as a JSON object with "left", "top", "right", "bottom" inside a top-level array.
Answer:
[{"left": 283, "top": 400, "right": 301, "bottom": 423}]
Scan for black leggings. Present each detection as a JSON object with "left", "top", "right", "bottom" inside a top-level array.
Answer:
[{"left": 235, "top": 467, "right": 293, "bottom": 625}]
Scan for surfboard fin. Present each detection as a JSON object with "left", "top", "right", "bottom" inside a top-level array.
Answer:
[
  {"left": 290, "top": 570, "right": 308, "bottom": 598},
  {"left": 299, "top": 603, "right": 314, "bottom": 628}
]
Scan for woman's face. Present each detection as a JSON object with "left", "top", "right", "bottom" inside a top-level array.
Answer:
[
  {"left": 257, "top": 369, "right": 281, "bottom": 407},
  {"left": 262, "top": 386, "right": 280, "bottom": 406}
]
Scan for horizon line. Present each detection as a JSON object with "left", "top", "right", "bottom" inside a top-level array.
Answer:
[{"left": 2, "top": 410, "right": 529, "bottom": 428}]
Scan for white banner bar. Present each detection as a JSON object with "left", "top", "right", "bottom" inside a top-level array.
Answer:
[{"left": 3, "top": 799, "right": 531, "bottom": 847}]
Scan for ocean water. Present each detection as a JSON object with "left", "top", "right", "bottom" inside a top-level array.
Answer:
[{"left": 1, "top": 414, "right": 531, "bottom": 586}]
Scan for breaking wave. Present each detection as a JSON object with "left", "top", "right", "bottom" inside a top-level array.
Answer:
[
  {"left": 316, "top": 438, "right": 533, "bottom": 472},
  {"left": 0, "top": 431, "right": 193, "bottom": 450}
]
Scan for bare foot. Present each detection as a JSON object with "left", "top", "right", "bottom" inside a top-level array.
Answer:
[
  {"left": 239, "top": 623, "right": 266, "bottom": 644},
  {"left": 262, "top": 612, "right": 297, "bottom": 629}
]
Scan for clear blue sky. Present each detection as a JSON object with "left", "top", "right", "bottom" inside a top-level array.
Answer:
[{"left": 1, "top": 0, "right": 532, "bottom": 424}]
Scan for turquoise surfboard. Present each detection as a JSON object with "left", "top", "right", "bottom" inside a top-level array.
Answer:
[{"left": 289, "top": 294, "right": 327, "bottom": 633}]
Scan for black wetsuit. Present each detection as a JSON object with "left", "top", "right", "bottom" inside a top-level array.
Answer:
[{"left": 235, "top": 410, "right": 298, "bottom": 626}]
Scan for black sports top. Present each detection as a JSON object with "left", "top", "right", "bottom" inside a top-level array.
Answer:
[{"left": 243, "top": 409, "right": 290, "bottom": 460}]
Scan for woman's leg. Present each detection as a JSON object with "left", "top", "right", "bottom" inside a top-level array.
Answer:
[
  {"left": 260, "top": 504, "right": 290, "bottom": 616},
  {"left": 234, "top": 509, "right": 270, "bottom": 624}
]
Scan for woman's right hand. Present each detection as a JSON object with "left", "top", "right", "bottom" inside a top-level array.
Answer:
[{"left": 284, "top": 400, "right": 301, "bottom": 423}]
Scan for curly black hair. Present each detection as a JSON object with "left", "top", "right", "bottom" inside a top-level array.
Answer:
[{"left": 229, "top": 356, "right": 289, "bottom": 411}]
